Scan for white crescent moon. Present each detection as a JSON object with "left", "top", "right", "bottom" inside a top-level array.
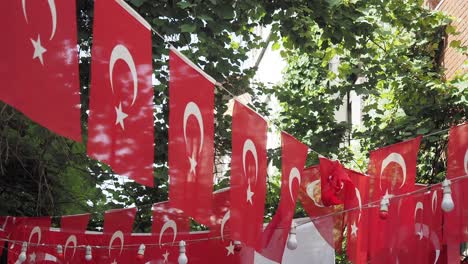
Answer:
[
  {"left": 22, "top": 0, "right": 57, "bottom": 40},
  {"left": 220, "top": 210, "right": 230, "bottom": 241},
  {"left": 109, "top": 44, "right": 138, "bottom": 106},
  {"left": 288, "top": 167, "right": 301, "bottom": 203},
  {"left": 64, "top": 235, "right": 77, "bottom": 258},
  {"left": 306, "top": 180, "right": 324, "bottom": 208},
  {"left": 159, "top": 220, "right": 177, "bottom": 248},
  {"left": 183, "top": 102, "right": 204, "bottom": 154},
  {"left": 44, "top": 253, "right": 58, "bottom": 262},
  {"left": 432, "top": 191, "right": 438, "bottom": 214},
  {"left": 464, "top": 149, "right": 468, "bottom": 175},
  {"left": 355, "top": 187, "right": 363, "bottom": 222},
  {"left": 242, "top": 139, "right": 258, "bottom": 185},
  {"left": 28, "top": 226, "right": 42, "bottom": 244},
  {"left": 414, "top": 202, "right": 424, "bottom": 221},
  {"left": 414, "top": 223, "right": 440, "bottom": 264},
  {"left": 380, "top": 152, "right": 407, "bottom": 190},
  {"left": 108, "top": 230, "right": 124, "bottom": 257}
]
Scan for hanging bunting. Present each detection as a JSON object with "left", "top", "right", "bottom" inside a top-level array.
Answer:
[
  {"left": 319, "top": 157, "right": 355, "bottom": 206},
  {"left": 168, "top": 48, "right": 216, "bottom": 225},
  {"left": 230, "top": 101, "right": 268, "bottom": 249},
  {"left": 344, "top": 169, "right": 370, "bottom": 264},
  {"left": 443, "top": 122, "right": 468, "bottom": 263},
  {"left": 259, "top": 132, "right": 308, "bottom": 262},
  {"left": 101, "top": 208, "right": 136, "bottom": 263},
  {"left": 7, "top": 217, "right": 51, "bottom": 264},
  {"left": 87, "top": 0, "right": 155, "bottom": 187},
  {"left": 0, "top": 1, "right": 81, "bottom": 141},
  {"left": 367, "top": 136, "right": 421, "bottom": 263},
  {"left": 152, "top": 201, "right": 189, "bottom": 263},
  {"left": 103, "top": 208, "right": 136, "bottom": 234},
  {"left": 297, "top": 166, "right": 346, "bottom": 250}
]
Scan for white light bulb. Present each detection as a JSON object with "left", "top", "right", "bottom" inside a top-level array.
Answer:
[
  {"left": 17, "top": 242, "right": 27, "bottom": 263},
  {"left": 441, "top": 179, "right": 455, "bottom": 212},
  {"left": 178, "top": 240, "right": 188, "bottom": 264},
  {"left": 85, "top": 245, "right": 92, "bottom": 261},
  {"left": 137, "top": 244, "right": 146, "bottom": 255},
  {"left": 287, "top": 223, "right": 298, "bottom": 250}
]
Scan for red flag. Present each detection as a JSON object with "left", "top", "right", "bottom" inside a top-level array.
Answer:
[
  {"left": 297, "top": 166, "right": 345, "bottom": 250},
  {"left": 0, "top": 1, "right": 81, "bottom": 141},
  {"left": 168, "top": 48, "right": 216, "bottom": 225},
  {"left": 367, "top": 136, "right": 421, "bottom": 263},
  {"left": 7, "top": 217, "right": 51, "bottom": 264},
  {"left": 230, "top": 101, "right": 268, "bottom": 249},
  {"left": 443, "top": 123, "right": 468, "bottom": 261},
  {"left": 61, "top": 213, "right": 90, "bottom": 232},
  {"left": 319, "top": 157, "right": 355, "bottom": 206},
  {"left": 345, "top": 170, "right": 370, "bottom": 264},
  {"left": 259, "top": 132, "right": 308, "bottom": 262},
  {"left": 87, "top": 0, "right": 155, "bottom": 186},
  {"left": 152, "top": 201, "right": 190, "bottom": 235},
  {"left": 208, "top": 188, "right": 231, "bottom": 235},
  {"left": 104, "top": 208, "right": 136, "bottom": 234}
]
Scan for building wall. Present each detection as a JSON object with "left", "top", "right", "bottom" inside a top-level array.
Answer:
[{"left": 429, "top": 0, "right": 468, "bottom": 79}]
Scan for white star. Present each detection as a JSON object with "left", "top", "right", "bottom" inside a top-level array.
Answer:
[
  {"left": 225, "top": 241, "right": 235, "bottom": 256},
  {"left": 162, "top": 250, "right": 169, "bottom": 263},
  {"left": 188, "top": 154, "right": 197, "bottom": 174},
  {"left": 29, "top": 252, "right": 36, "bottom": 263},
  {"left": 246, "top": 183, "right": 254, "bottom": 205},
  {"left": 115, "top": 102, "right": 128, "bottom": 130},
  {"left": 31, "top": 35, "right": 47, "bottom": 65},
  {"left": 350, "top": 222, "right": 358, "bottom": 237}
]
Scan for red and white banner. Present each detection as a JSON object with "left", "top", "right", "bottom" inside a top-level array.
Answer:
[
  {"left": 297, "top": 166, "right": 345, "bottom": 250},
  {"left": 443, "top": 122, "right": 468, "bottom": 263},
  {"left": 230, "top": 101, "right": 268, "bottom": 249},
  {"left": 7, "top": 217, "right": 51, "bottom": 264},
  {"left": 345, "top": 169, "right": 370, "bottom": 264},
  {"left": 367, "top": 136, "right": 421, "bottom": 263},
  {"left": 0, "top": 1, "right": 81, "bottom": 141},
  {"left": 259, "top": 132, "right": 308, "bottom": 262},
  {"left": 103, "top": 208, "right": 136, "bottom": 234},
  {"left": 319, "top": 157, "right": 355, "bottom": 206},
  {"left": 208, "top": 188, "right": 231, "bottom": 236},
  {"left": 87, "top": 0, "right": 154, "bottom": 187},
  {"left": 168, "top": 48, "right": 216, "bottom": 225}
]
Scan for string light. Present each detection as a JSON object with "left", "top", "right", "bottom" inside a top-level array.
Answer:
[
  {"left": 85, "top": 245, "right": 92, "bottom": 261},
  {"left": 441, "top": 179, "right": 455, "bottom": 212},
  {"left": 178, "top": 240, "right": 188, "bottom": 264},
  {"left": 17, "top": 242, "right": 27, "bottom": 263},
  {"left": 233, "top": 240, "right": 242, "bottom": 252},
  {"left": 287, "top": 223, "right": 298, "bottom": 250},
  {"left": 136, "top": 244, "right": 145, "bottom": 260},
  {"left": 57, "top": 244, "right": 63, "bottom": 258}
]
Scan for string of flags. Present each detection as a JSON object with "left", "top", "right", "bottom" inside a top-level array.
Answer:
[{"left": 0, "top": 0, "right": 467, "bottom": 263}]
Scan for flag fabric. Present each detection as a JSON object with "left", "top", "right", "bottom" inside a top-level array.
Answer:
[
  {"left": 443, "top": 123, "right": 468, "bottom": 262},
  {"left": 168, "top": 48, "right": 216, "bottom": 226},
  {"left": 230, "top": 101, "right": 268, "bottom": 249},
  {"left": 344, "top": 169, "right": 370, "bottom": 264},
  {"left": 152, "top": 201, "right": 190, "bottom": 236},
  {"left": 259, "top": 132, "right": 308, "bottom": 262},
  {"left": 103, "top": 208, "right": 136, "bottom": 234},
  {"left": 367, "top": 136, "right": 421, "bottom": 263},
  {"left": 87, "top": 0, "right": 155, "bottom": 187},
  {"left": 0, "top": 1, "right": 81, "bottom": 141},
  {"left": 7, "top": 217, "right": 51, "bottom": 264},
  {"left": 208, "top": 188, "right": 231, "bottom": 236},
  {"left": 297, "top": 166, "right": 345, "bottom": 250},
  {"left": 319, "top": 157, "right": 355, "bottom": 206},
  {"left": 61, "top": 213, "right": 90, "bottom": 232}
]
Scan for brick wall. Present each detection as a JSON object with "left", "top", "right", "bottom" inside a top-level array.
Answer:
[{"left": 435, "top": 0, "right": 468, "bottom": 79}]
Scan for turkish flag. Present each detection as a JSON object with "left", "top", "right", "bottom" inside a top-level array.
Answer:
[
  {"left": 443, "top": 123, "right": 468, "bottom": 261},
  {"left": 259, "top": 132, "right": 308, "bottom": 262},
  {"left": 61, "top": 213, "right": 90, "bottom": 232},
  {"left": 7, "top": 217, "right": 51, "bottom": 264},
  {"left": 230, "top": 101, "right": 268, "bottom": 249},
  {"left": 168, "top": 48, "right": 216, "bottom": 225},
  {"left": 152, "top": 201, "right": 190, "bottom": 236},
  {"left": 87, "top": 0, "right": 155, "bottom": 187},
  {"left": 208, "top": 188, "right": 231, "bottom": 236},
  {"left": 297, "top": 166, "right": 346, "bottom": 250},
  {"left": 103, "top": 208, "right": 136, "bottom": 234},
  {"left": 344, "top": 169, "right": 370, "bottom": 264},
  {"left": 0, "top": 1, "right": 81, "bottom": 141},
  {"left": 319, "top": 157, "right": 355, "bottom": 206},
  {"left": 367, "top": 136, "right": 421, "bottom": 263}
]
